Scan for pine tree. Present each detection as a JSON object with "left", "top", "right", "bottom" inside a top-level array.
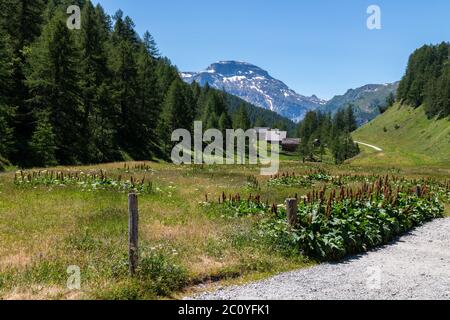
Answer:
[
  {"left": 332, "top": 109, "right": 346, "bottom": 136},
  {"left": 344, "top": 105, "right": 358, "bottom": 133},
  {"left": 254, "top": 117, "right": 266, "bottom": 128},
  {"left": 218, "top": 112, "right": 232, "bottom": 133},
  {"left": 385, "top": 92, "right": 395, "bottom": 108},
  {"left": 196, "top": 83, "right": 210, "bottom": 120},
  {"left": 143, "top": 31, "right": 160, "bottom": 59},
  {"left": 0, "top": 108, "right": 14, "bottom": 158},
  {"left": 331, "top": 136, "right": 344, "bottom": 165},
  {"left": 2, "top": 0, "right": 46, "bottom": 50},
  {"left": 26, "top": 11, "right": 82, "bottom": 164},
  {"left": 110, "top": 11, "right": 140, "bottom": 157},
  {"left": 77, "top": 1, "right": 115, "bottom": 162},
  {"left": 440, "top": 65, "right": 450, "bottom": 117},
  {"left": 156, "top": 58, "right": 179, "bottom": 94},
  {"left": 29, "top": 112, "right": 57, "bottom": 167},
  {"left": 319, "top": 143, "right": 325, "bottom": 162},
  {"left": 94, "top": 3, "right": 112, "bottom": 33},
  {"left": 201, "top": 91, "right": 227, "bottom": 130},
  {"left": 134, "top": 36, "right": 163, "bottom": 158},
  {"left": 297, "top": 110, "right": 318, "bottom": 142},
  {"left": 2, "top": 0, "right": 47, "bottom": 165},
  {"left": 232, "top": 104, "right": 250, "bottom": 130},
  {"left": 299, "top": 138, "right": 310, "bottom": 163},
  {"left": 159, "top": 79, "right": 189, "bottom": 156},
  {"left": 274, "top": 120, "right": 287, "bottom": 131},
  {"left": 191, "top": 81, "right": 202, "bottom": 112},
  {"left": 0, "top": 49, "right": 13, "bottom": 158},
  {"left": 183, "top": 83, "right": 196, "bottom": 131}
]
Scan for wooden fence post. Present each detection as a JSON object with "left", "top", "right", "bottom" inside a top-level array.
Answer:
[
  {"left": 286, "top": 198, "right": 298, "bottom": 227},
  {"left": 415, "top": 185, "right": 422, "bottom": 198},
  {"left": 128, "top": 193, "right": 139, "bottom": 275}
]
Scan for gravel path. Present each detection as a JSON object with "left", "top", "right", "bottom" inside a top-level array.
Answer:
[{"left": 193, "top": 218, "right": 450, "bottom": 300}]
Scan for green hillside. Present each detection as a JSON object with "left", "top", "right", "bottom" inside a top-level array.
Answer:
[
  {"left": 352, "top": 104, "right": 450, "bottom": 168},
  {"left": 320, "top": 82, "right": 398, "bottom": 125}
]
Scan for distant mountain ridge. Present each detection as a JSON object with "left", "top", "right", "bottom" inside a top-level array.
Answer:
[
  {"left": 182, "top": 61, "right": 326, "bottom": 122},
  {"left": 320, "top": 82, "right": 399, "bottom": 125},
  {"left": 182, "top": 61, "right": 398, "bottom": 125}
]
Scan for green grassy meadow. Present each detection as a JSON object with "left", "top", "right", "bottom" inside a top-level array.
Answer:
[
  {"left": 1, "top": 107, "right": 450, "bottom": 300},
  {"left": 0, "top": 162, "right": 314, "bottom": 299},
  {"left": 0, "top": 154, "right": 448, "bottom": 300},
  {"left": 353, "top": 104, "right": 450, "bottom": 168}
]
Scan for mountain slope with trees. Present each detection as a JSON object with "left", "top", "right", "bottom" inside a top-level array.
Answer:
[
  {"left": 0, "top": 0, "right": 294, "bottom": 170},
  {"left": 320, "top": 83, "right": 399, "bottom": 125},
  {"left": 182, "top": 61, "right": 326, "bottom": 122},
  {"left": 352, "top": 104, "right": 450, "bottom": 167},
  {"left": 353, "top": 42, "right": 450, "bottom": 167},
  {"left": 397, "top": 42, "right": 450, "bottom": 118}
]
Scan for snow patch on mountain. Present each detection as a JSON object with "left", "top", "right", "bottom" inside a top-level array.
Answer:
[{"left": 181, "top": 61, "right": 326, "bottom": 121}]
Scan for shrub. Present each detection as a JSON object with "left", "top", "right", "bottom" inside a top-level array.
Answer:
[
  {"left": 29, "top": 112, "right": 57, "bottom": 167},
  {"left": 267, "top": 173, "right": 312, "bottom": 188},
  {"left": 220, "top": 194, "right": 269, "bottom": 217},
  {"left": 261, "top": 189, "right": 443, "bottom": 261},
  {"left": 218, "top": 177, "right": 446, "bottom": 261},
  {"left": 96, "top": 250, "right": 188, "bottom": 300},
  {"left": 137, "top": 251, "right": 188, "bottom": 296},
  {"left": 14, "top": 170, "right": 153, "bottom": 194}
]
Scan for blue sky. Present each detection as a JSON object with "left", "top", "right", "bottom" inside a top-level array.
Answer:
[{"left": 93, "top": 0, "right": 450, "bottom": 100}]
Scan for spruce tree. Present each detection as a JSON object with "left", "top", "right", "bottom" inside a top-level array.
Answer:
[
  {"left": 156, "top": 57, "right": 181, "bottom": 95},
  {"left": 254, "top": 117, "right": 266, "bottom": 128},
  {"left": 2, "top": 0, "right": 46, "bottom": 50},
  {"left": 331, "top": 136, "right": 344, "bottom": 165},
  {"left": 182, "top": 82, "right": 196, "bottom": 132},
  {"left": 0, "top": 108, "right": 14, "bottom": 158},
  {"left": 2, "top": 0, "right": 47, "bottom": 165},
  {"left": 159, "top": 79, "right": 189, "bottom": 156},
  {"left": 134, "top": 36, "right": 162, "bottom": 158},
  {"left": 26, "top": 11, "right": 82, "bottom": 164},
  {"left": 76, "top": 1, "right": 120, "bottom": 162},
  {"left": 299, "top": 138, "right": 310, "bottom": 163},
  {"left": 274, "top": 120, "right": 287, "bottom": 131},
  {"left": 110, "top": 11, "right": 139, "bottom": 157},
  {"left": 218, "top": 112, "right": 232, "bottom": 133},
  {"left": 143, "top": 31, "right": 160, "bottom": 59},
  {"left": 232, "top": 104, "right": 250, "bottom": 130},
  {"left": 191, "top": 81, "right": 202, "bottom": 112},
  {"left": 202, "top": 91, "right": 228, "bottom": 130},
  {"left": 0, "top": 29, "right": 14, "bottom": 158},
  {"left": 29, "top": 112, "right": 57, "bottom": 167},
  {"left": 385, "top": 92, "right": 395, "bottom": 108},
  {"left": 344, "top": 105, "right": 358, "bottom": 132}
]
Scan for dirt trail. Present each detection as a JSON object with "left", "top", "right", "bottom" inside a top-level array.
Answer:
[{"left": 354, "top": 141, "right": 383, "bottom": 152}]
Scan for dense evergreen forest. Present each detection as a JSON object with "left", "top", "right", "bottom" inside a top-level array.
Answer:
[
  {"left": 397, "top": 42, "right": 450, "bottom": 118},
  {"left": 0, "top": 0, "right": 294, "bottom": 169},
  {"left": 296, "top": 105, "right": 360, "bottom": 164}
]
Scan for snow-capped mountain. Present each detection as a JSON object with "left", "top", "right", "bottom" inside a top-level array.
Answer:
[{"left": 181, "top": 61, "right": 326, "bottom": 122}]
